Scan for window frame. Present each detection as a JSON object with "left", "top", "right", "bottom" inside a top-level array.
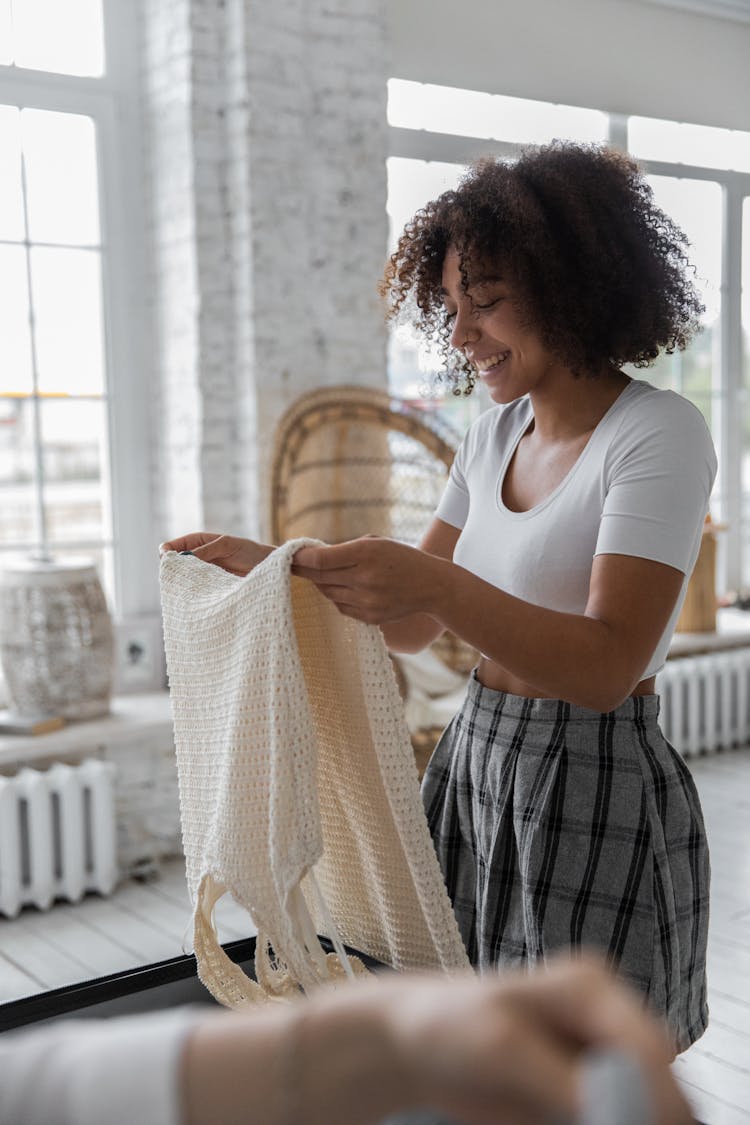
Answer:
[{"left": 0, "top": 0, "right": 157, "bottom": 629}]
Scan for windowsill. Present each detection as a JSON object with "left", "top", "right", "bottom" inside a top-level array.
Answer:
[
  {"left": 668, "top": 606, "right": 750, "bottom": 659},
  {"left": 0, "top": 692, "right": 172, "bottom": 770}
]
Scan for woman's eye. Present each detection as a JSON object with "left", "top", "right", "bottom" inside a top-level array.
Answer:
[
  {"left": 474, "top": 298, "right": 501, "bottom": 310},
  {"left": 443, "top": 309, "right": 457, "bottom": 322}
]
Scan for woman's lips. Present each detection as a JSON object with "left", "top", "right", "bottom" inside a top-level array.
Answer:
[{"left": 477, "top": 351, "right": 510, "bottom": 377}]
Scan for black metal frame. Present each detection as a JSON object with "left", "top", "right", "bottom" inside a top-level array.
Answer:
[{"left": 0, "top": 935, "right": 386, "bottom": 1033}]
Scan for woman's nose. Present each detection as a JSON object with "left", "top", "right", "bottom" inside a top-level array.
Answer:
[{"left": 450, "top": 307, "right": 480, "bottom": 351}]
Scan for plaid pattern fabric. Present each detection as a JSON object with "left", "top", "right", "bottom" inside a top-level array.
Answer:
[{"left": 422, "top": 675, "right": 710, "bottom": 1053}]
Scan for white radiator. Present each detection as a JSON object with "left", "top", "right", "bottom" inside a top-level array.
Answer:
[
  {"left": 0, "top": 759, "right": 118, "bottom": 918},
  {"left": 656, "top": 649, "right": 750, "bottom": 757}
]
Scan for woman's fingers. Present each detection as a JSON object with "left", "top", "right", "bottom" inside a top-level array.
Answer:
[
  {"left": 493, "top": 958, "right": 694, "bottom": 1125},
  {"left": 384, "top": 963, "right": 693, "bottom": 1125},
  {"left": 292, "top": 565, "right": 361, "bottom": 585},
  {"left": 159, "top": 532, "right": 221, "bottom": 555},
  {"left": 190, "top": 536, "right": 236, "bottom": 563},
  {"left": 159, "top": 533, "right": 273, "bottom": 576},
  {"left": 499, "top": 956, "right": 669, "bottom": 1057},
  {"left": 389, "top": 976, "right": 578, "bottom": 1125},
  {"left": 453, "top": 1012, "right": 579, "bottom": 1125},
  {"left": 292, "top": 543, "right": 360, "bottom": 572},
  {"left": 293, "top": 537, "right": 430, "bottom": 624}
]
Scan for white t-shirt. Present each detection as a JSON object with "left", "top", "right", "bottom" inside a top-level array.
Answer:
[{"left": 435, "top": 378, "right": 717, "bottom": 678}]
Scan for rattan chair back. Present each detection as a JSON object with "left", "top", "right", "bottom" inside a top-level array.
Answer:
[{"left": 270, "top": 385, "right": 477, "bottom": 676}]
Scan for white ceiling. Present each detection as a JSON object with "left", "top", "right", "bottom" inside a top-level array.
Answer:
[{"left": 387, "top": 0, "right": 750, "bottom": 132}]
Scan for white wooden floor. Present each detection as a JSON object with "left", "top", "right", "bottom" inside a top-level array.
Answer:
[
  {"left": 0, "top": 861, "right": 256, "bottom": 1001},
  {"left": 673, "top": 747, "right": 750, "bottom": 1125},
  {"left": 1, "top": 748, "right": 749, "bottom": 1124}
]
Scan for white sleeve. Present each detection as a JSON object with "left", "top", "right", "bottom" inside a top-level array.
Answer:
[
  {"left": 434, "top": 417, "right": 479, "bottom": 530},
  {"left": 435, "top": 450, "right": 470, "bottom": 529},
  {"left": 595, "top": 391, "right": 717, "bottom": 573},
  {"left": 0, "top": 1008, "right": 199, "bottom": 1125}
]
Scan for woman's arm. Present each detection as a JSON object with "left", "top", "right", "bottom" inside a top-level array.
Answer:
[
  {"left": 158, "top": 525, "right": 460, "bottom": 656},
  {"left": 292, "top": 539, "right": 684, "bottom": 712},
  {"left": 376, "top": 518, "right": 460, "bottom": 653},
  {"left": 434, "top": 550, "right": 683, "bottom": 710}
]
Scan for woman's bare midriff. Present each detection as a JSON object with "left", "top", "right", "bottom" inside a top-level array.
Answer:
[{"left": 476, "top": 656, "right": 657, "bottom": 702}]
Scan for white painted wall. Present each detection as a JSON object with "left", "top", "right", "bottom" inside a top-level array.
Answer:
[
  {"left": 386, "top": 0, "right": 750, "bottom": 131},
  {"left": 140, "top": 0, "right": 389, "bottom": 545}
]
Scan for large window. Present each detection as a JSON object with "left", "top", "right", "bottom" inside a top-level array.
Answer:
[
  {"left": 742, "top": 197, "right": 750, "bottom": 586},
  {"left": 0, "top": 1, "right": 166, "bottom": 1005},
  {"left": 0, "top": 104, "right": 111, "bottom": 577},
  {"left": 0, "top": 0, "right": 151, "bottom": 631},
  {"left": 386, "top": 79, "right": 750, "bottom": 595}
]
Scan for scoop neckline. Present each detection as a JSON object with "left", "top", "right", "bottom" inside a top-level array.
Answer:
[{"left": 495, "top": 379, "right": 643, "bottom": 519}]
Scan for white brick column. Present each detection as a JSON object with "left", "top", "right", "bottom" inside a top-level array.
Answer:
[{"left": 141, "top": 0, "right": 389, "bottom": 543}]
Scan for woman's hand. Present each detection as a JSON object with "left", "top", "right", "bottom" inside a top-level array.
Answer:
[
  {"left": 158, "top": 532, "right": 274, "bottom": 577},
  {"left": 292, "top": 536, "right": 448, "bottom": 625},
  {"left": 183, "top": 955, "right": 694, "bottom": 1125},
  {"left": 385, "top": 957, "right": 694, "bottom": 1125}
]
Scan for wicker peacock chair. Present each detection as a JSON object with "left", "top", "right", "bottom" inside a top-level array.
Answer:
[{"left": 270, "top": 385, "right": 478, "bottom": 774}]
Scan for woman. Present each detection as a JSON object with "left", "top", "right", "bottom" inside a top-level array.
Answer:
[{"left": 163, "top": 142, "right": 715, "bottom": 1053}]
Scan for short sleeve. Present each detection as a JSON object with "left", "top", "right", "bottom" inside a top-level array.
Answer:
[
  {"left": 435, "top": 443, "right": 471, "bottom": 529},
  {"left": 595, "top": 391, "right": 717, "bottom": 574}
]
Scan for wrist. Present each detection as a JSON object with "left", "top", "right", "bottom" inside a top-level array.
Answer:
[
  {"left": 423, "top": 553, "right": 456, "bottom": 623},
  {"left": 293, "top": 983, "right": 412, "bottom": 1125}
]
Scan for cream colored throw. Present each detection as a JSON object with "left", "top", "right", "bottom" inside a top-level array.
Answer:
[{"left": 160, "top": 543, "right": 469, "bottom": 1007}]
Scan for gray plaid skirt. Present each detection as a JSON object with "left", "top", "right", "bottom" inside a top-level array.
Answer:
[{"left": 421, "top": 675, "right": 709, "bottom": 1053}]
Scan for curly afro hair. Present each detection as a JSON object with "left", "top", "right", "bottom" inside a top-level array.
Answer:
[{"left": 380, "top": 141, "right": 705, "bottom": 394}]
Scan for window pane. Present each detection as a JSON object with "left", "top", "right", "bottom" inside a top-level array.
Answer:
[
  {"left": 0, "top": 396, "right": 38, "bottom": 544},
  {"left": 742, "top": 201, "right": 750, "bottom": 593},
  {"left": 744, "top": 198, "right": 750, "bottom": 389},
  {"left": 624, "top": 179, "right": 720, "bottom": 438},
  {"left": 387, "top": 156, "right": 463, "bottom": 250},
  {"left": 629, "top": 115, "right": 750, "bottom": 174},
  {"left": 388, "top": 79, "right": 607, "bottom": 146},
  {"left": 0, "top": 106, "right": 25, "bottom": 241},
  {"left": 9, "top": 0, "right": 104, "bottom": 77},
  {"left": 30, "top": 246, "right": 105, "bottom": 395},
  {"left": 647, "top": 176, "right": 722, "bottom": 323},
  {"left": 742, "top": 482, "right": 750, "bottom": 594},
  {"left": 387, "top": 157, "right": 463, "bottom": 401},
  {"left": 22, "top": 109, "right": 101, "bottom": 246},
  {"left": 41, "top": 398, "right": 108, "bottom": 545},
  {"left": 0, "top": 244, "right": 34, "bottom": 394},
  {"left": 643, "top": 347, "right": 716, "bottom": 431},
  {"left": 386, "top": 156, "right": 485, "bottom": 433}
]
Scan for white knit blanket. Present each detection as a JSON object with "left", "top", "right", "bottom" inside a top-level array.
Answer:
[{"left": 160, "top": 542, "right": 469, "bottom": 1007}]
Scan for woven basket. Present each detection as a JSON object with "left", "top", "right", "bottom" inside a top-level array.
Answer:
[{"left": 0, "top": 558, "right": 114, "bottom": 720}]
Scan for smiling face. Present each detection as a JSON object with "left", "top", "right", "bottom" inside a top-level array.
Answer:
[{"left": 440, "top": 247, "right": 564, "bottom": 404}]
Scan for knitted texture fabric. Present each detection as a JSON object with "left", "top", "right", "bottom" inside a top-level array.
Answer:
[{"left": 159, "top": 543, "right": 469, "bottom": 1007}]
